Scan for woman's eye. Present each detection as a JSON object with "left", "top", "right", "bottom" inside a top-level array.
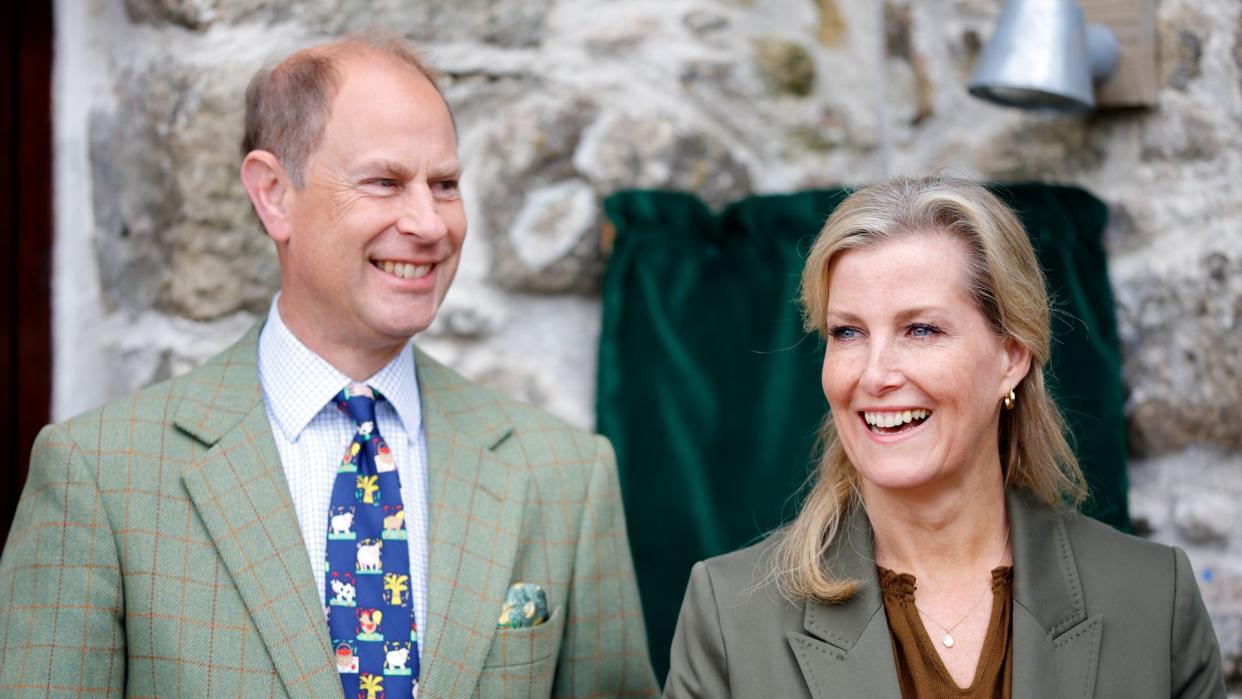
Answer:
[
  {"left": 829, "top": 326, "right": 862, "bottom": 341},
  {"left": 908, "top": 323, "right": 941, "bottom": 338}
]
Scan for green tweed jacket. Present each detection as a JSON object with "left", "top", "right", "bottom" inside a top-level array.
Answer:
[
  {"left": 665, "top": 489, "right": 1225, "bottom": 699},
  {"left": 0, "top": 324, "right": 659, "bottom": 698}
]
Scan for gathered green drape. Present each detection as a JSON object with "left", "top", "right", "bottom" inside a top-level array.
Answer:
[{"left": 597, "top": 184, "right": 1129, "bottom": 684}]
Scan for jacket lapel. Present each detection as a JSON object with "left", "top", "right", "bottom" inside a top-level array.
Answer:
[
  {"left": 787, "top": 491, "right": 1105, "bottom": 699},
  {"left": 787, "top": 505, "right": 903, "bottom": 699},
  {"left": 413, "top": 348, "right": 527, "bottom": 698},
  {"left": 176, "top": 324, "right": 340, "bottom": 697},
  {"left": 1009, "top": 489, "right": 1103, "bottom": 699}
]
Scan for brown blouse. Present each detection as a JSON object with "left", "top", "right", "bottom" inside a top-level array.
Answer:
[{"left": 877, "top": 566, "right": 1014, "bottom": 699}]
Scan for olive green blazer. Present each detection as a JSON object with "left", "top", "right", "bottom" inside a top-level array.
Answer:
[
  {"left": 0, "top": 323, "right": 658, "bottom": 698},
  {"left": 665, "top": 489, "right": 1224, "bottom": 699}
]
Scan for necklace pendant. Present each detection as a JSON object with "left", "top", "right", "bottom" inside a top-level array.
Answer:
[{"left": 942, "top": 633, "right": 955, "bottom": 648}]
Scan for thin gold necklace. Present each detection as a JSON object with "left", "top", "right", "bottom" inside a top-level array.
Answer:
[{"left": 912, "top": 526, "right": 1010, "bottom": 649}]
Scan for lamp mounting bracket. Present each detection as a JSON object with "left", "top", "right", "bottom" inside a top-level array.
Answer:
[{"left": 1080, "top": 0, "right": 1158, "bottom": 107}]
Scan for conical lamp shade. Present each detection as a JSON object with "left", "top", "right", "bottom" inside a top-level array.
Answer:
[{"left": 968, "top": 0, "right": 1094, "bottom": 112}]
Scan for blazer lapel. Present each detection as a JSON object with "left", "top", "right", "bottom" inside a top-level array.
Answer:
[
  {"left": 787, "top": 491, "right": 1106, "bottom": 699},
  {"left": 414, "top": 349, "right": 528, "bottom": 699},
  {"left": 787, "top": 505, "right": 903, "bottom": 699},
  {"left": 1009, "top": 489, "right": 1103, "bottom": 699},
  {"left": 176, "top": 324, "right": 340, "bottom": 697}
]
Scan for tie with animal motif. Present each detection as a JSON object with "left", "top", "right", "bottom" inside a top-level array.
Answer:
[{"left": 325, "top": 383, "right": 418, "bottom": 698}]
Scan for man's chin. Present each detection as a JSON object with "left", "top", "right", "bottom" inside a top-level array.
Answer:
[{"left": 372, "top": 310, "right": 437, "bottom": 343}]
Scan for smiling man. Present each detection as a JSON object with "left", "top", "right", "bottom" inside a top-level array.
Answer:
[{"left": 0, "top": 35, "right": 658, "bottom": 698}]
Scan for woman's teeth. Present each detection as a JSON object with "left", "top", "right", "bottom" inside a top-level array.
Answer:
[
  {"left": 863, "top": 409, "right": 930, "bottom": 433},
  {"left": 375, "top": 260, "right": 432, "bottom": 280}
]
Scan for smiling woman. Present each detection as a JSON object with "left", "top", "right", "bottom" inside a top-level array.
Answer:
[
  {"left": 663, "top": 175, "right": 1225, "bottom": 699},
  {"left": 818, "top": 231, "right": 1035, "bottom": 527}
]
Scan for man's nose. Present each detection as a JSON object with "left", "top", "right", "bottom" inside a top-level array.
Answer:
[
  {"left": 858, "top": 340, "right": 903, "bottom": 395},
  {"left": 395, "top": 184, "right": 448, "bottom": 242}
]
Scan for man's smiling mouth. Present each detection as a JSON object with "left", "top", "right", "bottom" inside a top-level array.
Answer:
[{"left": 371, "top": 259, "right": 432, "bottom": 280}]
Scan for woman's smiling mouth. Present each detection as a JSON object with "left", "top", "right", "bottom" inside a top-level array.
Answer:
[{"left": 861, "top": 409, "right": 931, "bottom": 435}]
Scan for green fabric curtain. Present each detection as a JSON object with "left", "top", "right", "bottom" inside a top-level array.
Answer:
[{"left": 597, "top": 184, "right": 1128, "bottom": 684}]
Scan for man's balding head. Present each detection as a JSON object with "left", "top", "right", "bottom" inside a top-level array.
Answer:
[{"left": 242, "top": 33, "right": 449, "bottom": 186}]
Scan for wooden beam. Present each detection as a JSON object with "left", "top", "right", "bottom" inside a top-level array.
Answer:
[{"left": 0, "top": 2, "right": 53, "bottom": 550}]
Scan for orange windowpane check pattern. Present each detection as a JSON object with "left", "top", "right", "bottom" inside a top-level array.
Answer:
[{"left": 0, "top": 323, "right": 659, "bottom": 697}]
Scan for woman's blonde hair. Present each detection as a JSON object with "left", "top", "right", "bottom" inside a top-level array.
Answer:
[{"left": 773, "top": 174, "right": 1087, "bottom": 604}]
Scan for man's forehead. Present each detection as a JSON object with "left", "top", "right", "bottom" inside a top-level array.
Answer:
[
  {"left": 311, "top": 72, "right": 457, "bottom": 168},
  {"left": 334, "top": 59, "right": 448, "bottom": 124},
  {"left": 336, "top": 51, "right": 427, "bottom": 87},
  {"left": 272, "top": 41, "right": 437, "bottom": 101}
]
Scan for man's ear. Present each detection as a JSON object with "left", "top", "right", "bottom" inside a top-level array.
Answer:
[{"left": 240, "top": 150, "right": 296, "bottom": 243}]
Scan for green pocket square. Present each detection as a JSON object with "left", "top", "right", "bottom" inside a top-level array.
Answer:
[{"left": 497, "top": 582, "right": 549, "bottom": 629}]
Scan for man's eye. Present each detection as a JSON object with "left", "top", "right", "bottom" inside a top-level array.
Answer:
[{"left": 432, "top": 180, "right": 460, "bottom": 198}]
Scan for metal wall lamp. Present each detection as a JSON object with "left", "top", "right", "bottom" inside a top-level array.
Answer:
[{"left": 968, "top": 0, "right": 1158, "bottom": 113}]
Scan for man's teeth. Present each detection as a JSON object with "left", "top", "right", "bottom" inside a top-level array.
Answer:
[
  {"left": 863, "top": 409, "right": 930, "bottom": 429},
  {"left": 376, "top": 260, "right": 432, "bottom": 280}
]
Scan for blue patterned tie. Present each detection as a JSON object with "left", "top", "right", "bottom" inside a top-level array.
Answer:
[{"left": 325, "top": 383, "right": 418, "bottom": 699}]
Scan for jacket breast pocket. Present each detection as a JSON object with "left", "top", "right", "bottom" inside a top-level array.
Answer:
[
  {"left": 482, "top": 604, "right": 565, "bottom": 669},
  {"left": 475, "top": 606, "right": 565, "bottom": 698}
]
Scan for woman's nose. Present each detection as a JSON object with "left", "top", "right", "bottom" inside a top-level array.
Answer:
[{"left": 859, "top": 342, "right": 903, "bottom": 395}]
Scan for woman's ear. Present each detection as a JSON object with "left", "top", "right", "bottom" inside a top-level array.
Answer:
[
  {"left": 1001, "top": 337, "right": 1033, "bottom": 396},
  {"left": 240, "top": 150, "right": 295, "bottom": 244}
]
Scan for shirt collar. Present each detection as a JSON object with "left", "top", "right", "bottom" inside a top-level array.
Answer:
[{"left": 258, "top": 293, "right": 422, "bottom": 443}]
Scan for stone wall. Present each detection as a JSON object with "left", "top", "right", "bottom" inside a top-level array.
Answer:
[{"left": 55, "top": 0, "right": 1242, "bottom": 687}]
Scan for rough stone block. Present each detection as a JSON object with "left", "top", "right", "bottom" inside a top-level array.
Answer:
[
  {"left": 1159, "top": 7, "right": 1208, "bottom": 92},
  {"left": 328, "top": 0, "right": 555, "bottom": 48},
  {"left": 974, "top": 118, "right": 1106, "bottom": 179},
  {"left": 682, "top": 9, "right": 729, "bottom": 36},
  {"left": 125, "top": 0, "right": 553, "bottom": 46},
  {"left": 1140, "top": 108, "right": 1220, "bottom": 162},
  {"left": 509, "top": 180, "right": 600, "bottom": 275},
  {"left": 91, "top": 60, "right": 278, "bottom": 321},
  {"left": 1101, "top": 200, "right": 1158, "bottom": 255},
  {"left": 1173, "top": 491, "right": 1237, "bottom": 546},
  {"left": 90, "top": 105, "right": 175, "bottom": 314},
  {"left": 882, "top": 1, "right": 936, "bottom": 125},
  {"left": 751, "top": 36, "right": 816, "bottom": 97},
  {"left": 124, "top": 0, "right": 222, "bottom": 29},
  {"left": 1116, "top": 251, "right": 1242, "bottom": 455},
  {"left": 467, "top": 96, "right": 603, "bottom": 293},
  {"left": 574, "top": 111, "right": 752, "bottom": 209},
  {"left": 814, "top": 0, "right": 847, "bottom": 48}
]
